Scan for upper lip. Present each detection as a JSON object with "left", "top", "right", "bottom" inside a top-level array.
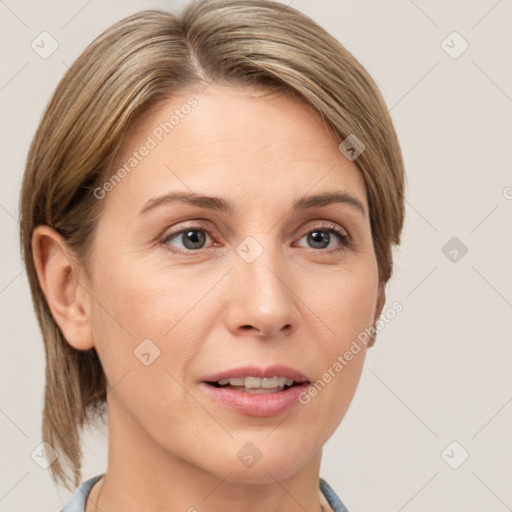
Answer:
[{"left": 202, "top": 365, "right": 310, "bottom": 384}]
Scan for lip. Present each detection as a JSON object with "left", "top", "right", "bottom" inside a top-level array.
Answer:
[
  {"left": 201, "top": 364, "right": 310, "bottom": 384},
  {"left": 200, "top": 365, "right": 310, "bottom": 417},
  {"left": 200, "top": 382, "right": 309, "bottom": 417}
]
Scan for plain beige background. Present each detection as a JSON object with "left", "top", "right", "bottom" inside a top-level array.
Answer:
[{"left": 1, "top": 1, "right": 511, "bottom": 511}]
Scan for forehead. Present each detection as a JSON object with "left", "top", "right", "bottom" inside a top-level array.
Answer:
[{"left": 103, "top": 84, "right": 367, "bottom": 217}]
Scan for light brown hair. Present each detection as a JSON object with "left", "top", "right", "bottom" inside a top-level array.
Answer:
[{"left": 19, "top": 0, "right": 405, "bottom": 489}]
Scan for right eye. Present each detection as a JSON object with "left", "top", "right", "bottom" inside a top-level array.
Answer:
[{"left": 162, "top": 222, "right": 216, "bottom": 254}]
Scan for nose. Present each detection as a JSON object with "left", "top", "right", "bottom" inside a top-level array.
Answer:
[{"left": 224, "top": 240, "right": 301, "bottom": 339}]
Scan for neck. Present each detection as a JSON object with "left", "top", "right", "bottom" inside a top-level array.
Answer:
[{"left": 96, "top": 397, "right": 326, "bottom": 512}]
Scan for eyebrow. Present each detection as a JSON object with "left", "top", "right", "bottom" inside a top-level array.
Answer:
[{"left": 139, "top": 190, "right": 366, "bottom": 217}]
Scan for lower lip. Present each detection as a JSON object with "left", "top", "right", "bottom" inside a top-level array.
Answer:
[{"left": 200, "top": 383, "right": 309, "bottom": 417}]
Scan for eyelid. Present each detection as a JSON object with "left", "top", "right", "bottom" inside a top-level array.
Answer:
[
  {"left": 162, "top": 219, "right": 213, "bottom": 238},
  {"left": 300, "top": 220, "right": 349, "bottom": 238}
]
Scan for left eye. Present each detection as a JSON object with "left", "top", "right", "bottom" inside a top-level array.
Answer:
[{"left": 296, "top": 228, "right": 347, "bottom": 250}]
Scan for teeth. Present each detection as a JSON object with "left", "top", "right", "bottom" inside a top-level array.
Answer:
[
  {"left": 261, "top": 377, "right": 279, "bottom": 388},
  {"left": 216, "top": 376, "right": 295, "bottom": 388},
  {"left": 245, "top": 377, "right": 260, "bottom": 389},
  {"left": 277, "top": 377, "right": 288, "bottom": 387}
]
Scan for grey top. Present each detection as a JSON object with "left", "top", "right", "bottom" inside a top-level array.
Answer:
[{"left": 61, "top": 474, "right": 348, "bottom": 511}]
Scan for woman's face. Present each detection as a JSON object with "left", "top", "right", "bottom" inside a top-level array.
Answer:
[{"left": 83, "top": 84, "right": 383, "bottom": 483}]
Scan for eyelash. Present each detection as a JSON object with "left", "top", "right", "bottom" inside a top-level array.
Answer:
[{"left": 161, "top": 221, "right": 352, "bottom": 255}]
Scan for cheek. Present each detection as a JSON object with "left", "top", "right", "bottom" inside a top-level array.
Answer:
[
  {"left": 300, "top": 263, "right": 378, "bottom": 424},
  {"left": 313, "top": 265, "right": 379, "bottom": 346},
  {"left": 90, "top": 254, "right": 189, "bottom": 338},
  {"left": 87, "top": 253, "right": 221, "bottom": 385},
  {"left": 86, "top": 260, "right": 209, "bottom": 426}
]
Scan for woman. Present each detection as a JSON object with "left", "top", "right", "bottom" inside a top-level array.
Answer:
[{"left": 19, "top": 0, "right": 405, "bottom": 510}]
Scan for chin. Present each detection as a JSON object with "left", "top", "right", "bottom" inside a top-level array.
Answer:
[{"left": 201, "top": 437, "right": 320, "bottom": 485}]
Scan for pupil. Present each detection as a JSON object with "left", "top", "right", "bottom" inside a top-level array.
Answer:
[
  {"left": 183, "top": 230, "right": 206, "bottom": 249},
  {"left": 308, "top": 230, "right": 330, "bottom": 249}
]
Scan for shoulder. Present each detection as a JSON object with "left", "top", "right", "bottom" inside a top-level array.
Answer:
[
  {"left": 319, "top": 478, "right": 349, "bottom": 512},
  {"left": 59, "top": 474, "right": 104, "bottom": 512}
]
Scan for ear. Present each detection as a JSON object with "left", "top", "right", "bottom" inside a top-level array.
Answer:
[
  {"left": 373, "top": 282, "right": 386, "bottom": 323},
  {"left": 32, "top": 225, "right": 95, "bottom": 350},
  {"left": 368, "top": 282, "right": 386, "bottom": 348}
]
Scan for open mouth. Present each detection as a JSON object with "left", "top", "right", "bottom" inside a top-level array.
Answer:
[
  {"left": 205, "top": 376, "right": 304, "bottom": 394},
  {"left": 201, "top": 369, "right": 311, "bottom": 416}
]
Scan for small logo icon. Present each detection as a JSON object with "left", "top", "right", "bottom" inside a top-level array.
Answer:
[
  {"left": 441, "top": 31, "right": 469, "bottom": 59},
  {"left": 441, "top": 441, "right": 469, "bottom": 469},
  {"left": 236, "top": 236, "right": 264, "bottom": 263},
  {"left": 338, "top": 134, "right": 365, "bottom": 161},
  {"left": 31, "top": 32, "right": 59, "bottom": 59},
  {"left": 31, "top": 442, "right": 58, "bottom": 469},
  {"left": 441, "top": 237, "right": 468, "bottom": 263},
  {"left": 237, "top": 442, "right": 262, "bottom": 468},
  {"left": 134, "top": 338, "right": 161, "bottom": 366}
]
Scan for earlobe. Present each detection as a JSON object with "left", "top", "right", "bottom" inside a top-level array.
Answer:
[{"left": 32, "top": 225, "right": 95, "bottom": 351}]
